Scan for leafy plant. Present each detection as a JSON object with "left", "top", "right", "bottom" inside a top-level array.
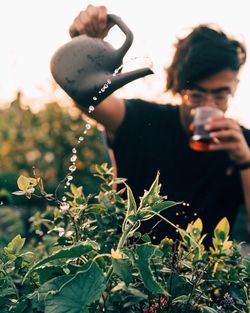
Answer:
[{"left": 0, "top": 164, "right": 249, "bottom": 313}]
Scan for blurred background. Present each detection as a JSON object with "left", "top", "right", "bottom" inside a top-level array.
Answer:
[{"left": 0, "top": 0, "right": 250, "bottom": 246}]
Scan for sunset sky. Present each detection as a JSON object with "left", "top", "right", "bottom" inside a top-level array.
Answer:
[{"left": 0, "top": 0, "right": 250, "bottom": 126}]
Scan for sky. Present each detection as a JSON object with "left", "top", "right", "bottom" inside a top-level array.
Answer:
[{"left": 0, "top": 0, "right": 250, "bottom": 126}]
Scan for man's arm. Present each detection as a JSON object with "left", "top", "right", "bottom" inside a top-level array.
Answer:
[{"left": 77, "top": 94, "right": 125, "bottom": 140}]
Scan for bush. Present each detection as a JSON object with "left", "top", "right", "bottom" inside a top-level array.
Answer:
[
  {"left": 0, "top": 164, "right": 249, "bottom": 313},
  {"left": 0, "top": 93, "right": 110, "bottom": 200}
]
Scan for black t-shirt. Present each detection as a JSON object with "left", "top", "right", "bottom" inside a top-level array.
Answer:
[{"left": 112, "top": 99, "right": 250, "bottom": 245}]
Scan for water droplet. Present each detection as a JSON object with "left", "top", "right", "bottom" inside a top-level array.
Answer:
[
  {"left": 69, "top": 165, "right": 77, "bottom": 172},
  {"left": 66, "top": 182, "right": 70, "bottom": 186},
  {"left": 60, "top": 202, "right": 69, "bottom": 212},
  {"left": 93, "top": 96, "right": 97, "bottom": 101},
  {"left": 72, "top": 148, "right": 77, "bottom": 154},
  {"left": 62, "top": 196, "right": 67, "bottom": 202},
  {"left": 0, "top": 201, "right": 3, "bottom": 205},
  {"left": 83, "top": 130, "right": 87, "bottom": 134},
  {"left": 79, "top": 136, "right": 84, "bottom": 141},
  {"left": 107, "top": 79, "right": 111, "bottom": 84},
  {"left": 85, "top": 124, "right": 91, "bottom": 130},
  {"left": 70, "top": 155, "right": 77, "bottom": 162}
]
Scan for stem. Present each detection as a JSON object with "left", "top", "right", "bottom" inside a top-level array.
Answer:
[
  {"left": 68, "top": 210, "right": 80, "bottom": 242},
  {"left": 151, "top": 211, "right": 201, "bottom": 251},
  {"left": 106, "top": 265, "right": 113, "bottom": 283},
  {"left": 105, "top": 221, "right": 137, "bottom": 284},
  {"left": 231, "top": 305, "right": 245, "bottom": 313},
  {"left": 167, "top": 242, "right": 178, "bottom": 309},
  {"left": 117, "top": 222, "right": 136, "bottom": 250}
]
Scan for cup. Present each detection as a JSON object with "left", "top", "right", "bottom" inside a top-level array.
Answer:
[{"left": 189, "top": 106, "right": 224, "bottom": 151}]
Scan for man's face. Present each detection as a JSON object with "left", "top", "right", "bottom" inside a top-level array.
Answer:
[{"left": 180, "top": 69, "right": 239, "bottom": 132}]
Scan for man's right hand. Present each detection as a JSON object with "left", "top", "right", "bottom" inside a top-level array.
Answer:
[{"left": 69, "top": 5, "right": 114, "bottom": 39}]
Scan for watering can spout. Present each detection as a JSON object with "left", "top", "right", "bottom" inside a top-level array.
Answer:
[
  {"left": 71, "top": 67, "right": 154, "bottom": 107},
  {"left": 109, "top": 67, "right": 154, "bottom": 92}
]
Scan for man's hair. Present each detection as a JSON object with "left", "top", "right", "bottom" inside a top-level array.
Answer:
[{"left": 166, "top": 24, "right": 247, "bottom": 94}]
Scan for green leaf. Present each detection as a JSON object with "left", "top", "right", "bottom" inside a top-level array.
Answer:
[
  {"left": 167, "top": 273, "right": 192, "bottom": 298},
  {"left": 242, "top": 258, "right": 250, "bottom": 272},
  {"left": 140, "top": 171, "right": 161, "bottom": 207},
  {"left": 17, "top": 175, "right": 30, "bottom": 191},
  {"left": 141, "top": 234, "right": 152, "bottom": 243},
  {"left": 35, "top": 266, "right": 65, "bottom": 284},
  {"left": 214, "top": 217, "right": 230, "bottom": 239},
  {"left": 12, "top": 299, "right": 29, "bottom": 313},
  {"left": 70, "top": 184, "right": 79, "bottom": 197},
  {"left": 151, "top": 200, "right": 179, "bottom": 214},
  {"left": 95, "top": 163, "right": 108, "bottom": 175},
  {"left": 171, "top": 295, "right": 189, "bottom": 304},
  {"left": 37, "top": 262, "right": 105, "bottom": 313},
  {"left": 201, "top": 307, "right": 217, "bottom": 313},
  {"left": 12, "top": 190, "right": 26, "bottom": 196},
  {"left": 4, "top": 234, "right": 25, "bottom": 258},
  {"left": 25, "top": 241, "right": 99, "bottom": 279},
  {"left": 123, "top": 183, "right": 138, "bottom": 230},
  {"left": 135, "top": 245, "right": 170, "bottom": 296},
  {"left": 192, "top": 218, "right": 203, "bottom": 232},
  {"left": 112, "top": 259, "right": 133, "bottom": 285},
  {"left": 125, "top": 183, "right": 137, "bottom": 214},
  {"left": 125, "top": 286, "right": 148, "bottom": 299},
  {"left": 139, "top": 201, "right": 179, "bottom": 221}
]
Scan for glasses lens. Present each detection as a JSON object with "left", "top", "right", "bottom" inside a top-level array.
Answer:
[
  {"left": 213, "top": 90, "right": 231, "bottom": 102},
  {"left": 189, "top": 90, "right": 205, "bottom": 103},
  {"left": 185, "top": 89, "right": 231, "bottom": 106}
]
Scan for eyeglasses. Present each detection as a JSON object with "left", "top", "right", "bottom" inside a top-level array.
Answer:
[{"left": 183, "top": 88, "right": 233, "bottom": 108}]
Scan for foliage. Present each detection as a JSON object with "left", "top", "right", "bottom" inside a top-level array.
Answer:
[
  {"left": 0, "top": 164, "right": 249, "bottom": 313},
  {"left": 0, "top": 92, "right": 110, "bottom": 244},
  {"left": 0, "top": 93, "right": 110, "bottom": 200}
]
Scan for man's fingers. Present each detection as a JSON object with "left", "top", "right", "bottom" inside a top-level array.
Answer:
[
  {"left": 206, "top": 118, "right": 241, "bottom": 132},
  {"left": 209, "top": 129, "right": 242, "bottom": 142},
  {"left": 69, "top": 5, "right": 111, "bottom": 39},
  {"left": 97, "top": 6, "right": 108, "bottom": 31}
]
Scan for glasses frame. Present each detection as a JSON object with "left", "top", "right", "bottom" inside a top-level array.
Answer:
[{"left": 182, "top": 87, "right": 233, "bottom": 109}]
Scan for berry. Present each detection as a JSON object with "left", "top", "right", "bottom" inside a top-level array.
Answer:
[
  {"left": 217, "top": 306, "right": 226, "bottom": 313},
  {"left": 223, "top": 292, "right": 235, "bottom": 308}
]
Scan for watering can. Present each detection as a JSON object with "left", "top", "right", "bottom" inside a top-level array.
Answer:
[{"left": 50, "top": 14, "right": 154, "bottom": 107}]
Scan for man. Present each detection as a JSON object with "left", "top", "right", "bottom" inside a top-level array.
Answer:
[{"left": 67, "top": 5, "right": 250, "bottom": 244}]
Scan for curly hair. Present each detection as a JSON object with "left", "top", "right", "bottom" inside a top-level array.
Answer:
[{"left": 166, "top": 24, "right": 246, "bottom": 94}]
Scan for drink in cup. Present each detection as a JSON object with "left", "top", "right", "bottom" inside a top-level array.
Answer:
[{"left": 189, "top": 106, "right": 224, "bottom": 151}]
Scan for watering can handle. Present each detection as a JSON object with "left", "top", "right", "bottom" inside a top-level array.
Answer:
[{"left": 107, "top": 14, "right": 134, "bottom": 60}]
